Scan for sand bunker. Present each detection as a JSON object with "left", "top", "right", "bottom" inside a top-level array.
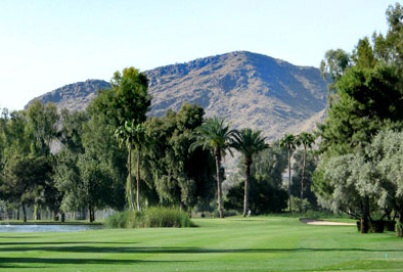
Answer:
[{"left": 300, "top": 218, "right": 356, "bottom": 226}]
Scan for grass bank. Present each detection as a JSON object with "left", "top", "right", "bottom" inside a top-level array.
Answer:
[{"left": 0, "top": 216, "right": 402, "bottom": 271}]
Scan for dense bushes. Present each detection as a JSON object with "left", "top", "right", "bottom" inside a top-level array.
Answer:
[
  {"left": 225, "top": 177, "right": 288, "bottom": 214},
  {"left": 106, "top": 207, "right": 192, "bottom": 228}
]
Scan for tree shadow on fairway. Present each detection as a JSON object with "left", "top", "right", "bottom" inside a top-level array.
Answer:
[
  {"left": 0, "top": 257, "right": 184, "bottom": 269},
  {"left": 1, "top": 243, "right": 402, "bottom": 254},
  {"left": 0, "top": 241, "right": 132, "bottom": 246}
]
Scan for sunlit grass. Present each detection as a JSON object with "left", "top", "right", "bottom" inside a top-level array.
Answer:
[{"left": 0, "top": 216, "right": 401, "bottom": 271}]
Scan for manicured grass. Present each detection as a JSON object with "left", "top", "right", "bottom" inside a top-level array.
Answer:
[{"left": 0, "top": 216, "right": 402, "bottom": 271}]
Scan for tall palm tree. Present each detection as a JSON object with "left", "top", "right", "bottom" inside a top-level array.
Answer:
[
  {"left": 296, "top": 132, "right": 316, "bottom": 200},
  {"left": 191, "top": 117, "right": 237, "bottom": 218},
  {"left": 280, "top": 133, "right": 297, "bottom": 211},
  {"left": 232, "top": 128, "right": 269, "bottom": 217},
  {"left": 115, "top": 121, "right": 149, "bottom": 212}
]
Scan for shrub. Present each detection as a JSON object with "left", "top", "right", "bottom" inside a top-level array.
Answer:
[
  {"left": 288, "top": 197, "right": 312, "bottom": 213},
  {"left": 105, "top": 210, "right": 130, "bottom": 228},
  {"left": 105, "top": 207, "right": 192, "bottom": 228},
  {"left": 396, "top": 222, "right": 403, "bottom": 237},
  {"left": 145, "top": 207, "right": 192, "bottom": 228}
]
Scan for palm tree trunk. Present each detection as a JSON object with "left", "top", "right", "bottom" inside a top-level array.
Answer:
[
  {"left": 215, "top": 151, "right": 224, "bottom": 218},
  {"left": 288, "top": 149, "right": 292, "bottom": 212},
  {"left": 300, "top": 146, "right": 307, "bottom": 200},
  {"left": 243, "top": 160, "right": 251, "bottom": 217},
  {"left": 127, "top": 145, "right": 135, "bottom": 211},
  {"left": 136, "top": 149, "right": 141, "bottom": 212}
]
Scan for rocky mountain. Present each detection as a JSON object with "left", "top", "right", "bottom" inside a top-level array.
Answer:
[{"left": 30, "top": 51, "right": 328, "bottom": 141}]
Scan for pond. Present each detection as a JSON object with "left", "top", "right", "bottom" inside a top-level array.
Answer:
[{"left": 0, "top": 224, "right": 104, "bottom": 233}]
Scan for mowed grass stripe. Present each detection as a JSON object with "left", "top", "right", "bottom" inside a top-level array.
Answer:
[{"left": 0, "top": 217, "right": 402, "bottom": 271}]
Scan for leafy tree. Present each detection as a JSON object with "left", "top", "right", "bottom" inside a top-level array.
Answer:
[
  {"left": 252, "top": 140, "right": 288, "bottom": 188},
  {"left": 110, "top": 67, "right": 151, "bottom": 126},
  {"left": 319, "top": 3, "right": 403, "bottom": 157},
  {"left": 58, "top": 109, "right": 88, "bottom": 154},
  {"left": 370, "top": 130, "right": 403, "bottom": 236},
  {"left": 1, "top": 155, "right": 53, "bottom": 222},
  {"left": 232, "top": 128, "right": 268, "bottom": 216},
  {"left": 55, "top": 110, "right": 87, "bottom": 218},
  {"left": 315, "top": 4, "right": 403, "bottom": 231},
  {"left": 25, "top": 100, "right": 59, "bottom": 156},
  {"left": 191, "top": 117, "right": 237, "bottom": 218},
  {"left": 145, "top": 103, "right": 214, "bottom": 211},
  {"left": 25, "top": 100, "right": 60, "bottom": 219},
  {"left": 0, "top": 110, "right": 30, "bottom": 203},
  {"left": 320, "top": 49, "right": 351, "bottom": 92},
  {"left": 83, "top": 67, "right": 151, "bottom": 212},
  {"left": 77, "top": 152, "right": 112, "bottom": 222}
]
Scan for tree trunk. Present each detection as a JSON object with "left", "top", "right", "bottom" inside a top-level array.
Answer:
[
  {"left": 243, "top": 159, "right": 251, "bottom": 217},
  {"left": 34, "top": 202, "right": 41, "bottom": 220},
  {"left": 215, "top": 151, "right": 224, "bottom": 218},
  {"left": 22, "top": 202, "right": 27, "bottom": 223},
  {"left": 127, "top": 145, "right": 135, "bottom": 211},
  {"left": 136, "top": 149, "right": 141, "bottom": 212},
  {"left": 288, "top": 149, "right": 292, "bottom": 212},
  {"left": 396, "top": 208, "right": 403, "bottom": 237},
  {"left": 88, "top": 200, "right": 95, "bottom": 223},
  {"left": 360, "top": 197, "right": 370, "bottom": 233},
  {"left": 300, "top": 146, "right": 307, "bottom": 200}
]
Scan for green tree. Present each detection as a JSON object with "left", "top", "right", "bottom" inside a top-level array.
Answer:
[
  {"left": 232, "top": 128, "right": 268, "bottom": 216},
  {"left": 77, "top": 152, "right": 112, "bottom": 222},
  {"left": 1, "top": 155, "right": 53, "bottom": 222},
  {"left": 370, "top": 130, "right": 403, "bottom": 236},
  {"left": 191, "top": 117, "right": 237, "bottom": 218},
  {"left": 25, "top": 100, "right": 60, "bottom": 219},
  {"left": 145, "top": 103, "right": 214, "bottom": 211},
  {"left": 55, "top": 110, "right": 87, "bottom": 219},
  {"left": 320, "top": 49, "right": 351, "bottom": 91},
  {"left": 110, "top": 67, "right": 151, "bottom": 126},
  {"left": 315, "top": 5, "right": 403, "bottom": 229},
  {"left": 26, "top": 100, "right": 59, "bottom": 156},
  {"left": 85, "top": 66, "right": 151, "bottom": 212}
]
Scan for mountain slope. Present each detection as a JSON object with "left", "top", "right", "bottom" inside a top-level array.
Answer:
[{"left": 30, "top": 51, "right": 328, "bottom": 141}]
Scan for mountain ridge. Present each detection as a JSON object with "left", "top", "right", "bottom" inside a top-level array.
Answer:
[{"left": 29, "top": 51, "right": 328, "bottom": 141}]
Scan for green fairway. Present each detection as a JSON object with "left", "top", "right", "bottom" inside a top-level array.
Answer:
[{"left": 0, "top": 217, "right": 402, "bottom": 272}]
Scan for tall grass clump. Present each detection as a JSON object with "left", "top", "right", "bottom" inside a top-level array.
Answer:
[
  {"left": 105, "top": 210, "right": 130, "bottom": 228},
  {"left": 106, "top": 207, "right": 192, "bottom": 228}
]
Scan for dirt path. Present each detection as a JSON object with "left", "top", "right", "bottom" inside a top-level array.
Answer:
[{"left": 300, "top": 218, "right": 356, "bottom": 226}]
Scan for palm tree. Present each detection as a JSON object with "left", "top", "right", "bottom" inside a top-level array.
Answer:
[
  {"left": 296, "top": 132, "right": 316, "bottom": 200},
  {"left": 191, "top": 117, "right": 237, "bottom": 218},
  {"left": 115, "top": 121, "right": 149, "bottom": 212},
  {"left": 280, "top": 133, "right": 297, "bottom": 211},
  {"left": 232, "top": 128, "right": 269, "bottom": 217}
]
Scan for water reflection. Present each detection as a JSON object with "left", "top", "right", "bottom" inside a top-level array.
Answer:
[{"left": 0, "top": 224, "right": 103, "bottom": 232}]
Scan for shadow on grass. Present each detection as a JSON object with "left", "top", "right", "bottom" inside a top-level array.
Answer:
[
  {"left": 0, "top": 257, "right": 183, "bottom": 269},
  {"left": 0, "top": 243, "right": 402, "bottom": 254}
]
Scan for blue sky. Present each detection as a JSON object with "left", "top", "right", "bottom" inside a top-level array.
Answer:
[{"left": 0, "top": 0, "right": 396, "bottom": 110}]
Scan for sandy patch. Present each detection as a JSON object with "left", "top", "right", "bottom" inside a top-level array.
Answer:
[{"left": 300, "top": 218, "right": 356, "bottom": 226}]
